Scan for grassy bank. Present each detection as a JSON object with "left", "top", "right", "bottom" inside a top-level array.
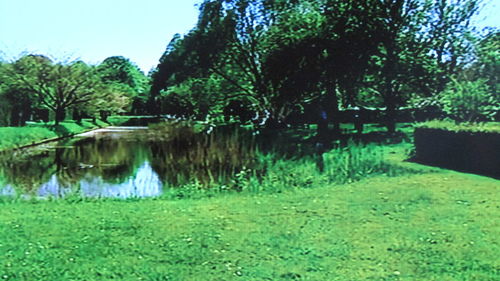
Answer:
[
  {"left": 0, "top": 168, "right": 498, "bottom": 280},
  {"left": 0, "top": 120, "right": 107, "bottom": 151},
  {"left": 417, "top": 120, "right": 500, "bottom": 133},
  {"left": 0, "top": 117, "right": 139, "bottom": 151}
]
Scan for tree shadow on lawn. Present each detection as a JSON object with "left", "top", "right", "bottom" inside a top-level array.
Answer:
[
  {"left": 50, "top": 125, "right": 73, "bottom": 137},
  {"left": 258, "top": 128, "right": 411, "bottom": 159},
  {"left": 407, "top": 156, "right": 500, "bottom": 180},
  {"left": 336, "top": 131, "right": 411, "bottom": 145}
]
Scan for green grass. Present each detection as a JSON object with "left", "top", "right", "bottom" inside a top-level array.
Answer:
[
  {"left": 0, "top": 169, "right": 498, "bottom": 280},
  {"left": 107, "top": 116, "right": 143, "bottom": 126},
  {"left": 0, "top": 127, "right": 57, "bottom": 151},
  {"left": 0, "top": 123, "right": 497, "bottom": 280},
  {"left": 418, "top": 120, "right": 500, "bottom": 133},
  {"left": 0, "top": 118, "right": 120, "bottom": 151}
]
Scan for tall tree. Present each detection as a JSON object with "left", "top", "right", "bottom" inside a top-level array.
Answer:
[
  {"left": 261, "top": 0, "right": 387, "bottom": 136},
  {"left": 468, "top": 29, "right": 499, "bottom": 91},
  {"left": 371, "top": 0, "right": 481, "bottom": 132},
  {"left": 97, "top": 56, "right": 149, "bottom": 115},
  {"left": 152, "top": 0, "right": 296, "bottom": 123},
  {"left": 152, "top": 0, "right": 385, "bottom": 128},
  {"left": 3, "top": 56, "right": 107, "bottom": 124}
]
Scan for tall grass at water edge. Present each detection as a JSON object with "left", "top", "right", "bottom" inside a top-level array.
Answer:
[
  {"left": 239, "top": 142, "right": 423, "bottom": 194},
  {"left": 147, "top": 122, "right": 259, "bottom": 188},
  {"left": 153, "top": 123, "right": 424, "bottom": 198},
  {"left": 0, "top": 121, "right": 424, "bottom": 201}
]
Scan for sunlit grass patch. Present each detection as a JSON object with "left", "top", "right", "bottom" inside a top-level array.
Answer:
[
  {"left": 0, "top": 118, "right": 119, "bottom": 151},
  {"left": 0, "top": 171, "right": 497, "bottom": 280}
]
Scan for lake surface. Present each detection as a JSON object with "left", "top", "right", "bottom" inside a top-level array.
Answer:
[{"left": 0, "top": 124, "right": 258, "bottom": 199}]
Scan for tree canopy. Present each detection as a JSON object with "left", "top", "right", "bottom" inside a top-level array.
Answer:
[
  {"left": 150, "top": 0, "right": 488, "bottom": 130},
  {"left": 1, "top": 0, "right": 495, "bottom": 129},
  {"left": 0, "top": 55, "right": 146, "bottom": 125}
]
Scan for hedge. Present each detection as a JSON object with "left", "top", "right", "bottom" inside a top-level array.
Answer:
[{"left": 414, "top": 124, "right": 500, "bottom": 178}]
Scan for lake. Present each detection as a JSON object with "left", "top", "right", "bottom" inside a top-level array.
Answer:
[{"left": 0, "top": 123, "right": 260, "bottom": 199}]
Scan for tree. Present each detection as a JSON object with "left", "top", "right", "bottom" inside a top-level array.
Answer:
[
  {"left": 431, "top": 29, "right": 499, "bottom": 123},
  {"left": 438, "top": 78, "right": 498, "bottom": 122},
  {"left": 97, "top": 56, "right": 149, "bottom": 115},
  {"left": 260, "top": 0, "right": 389, "bottom": 136},
  {"left": 152, "top": 0, "right": 386, "bottom": 130},
  {"left": 152, "top": 0, "right": 296, "bottom": 124},
  {"left": 468, "top": 29, "right": 499, "bottom": 91},
  {"left": 0, "top": 61, "right": 10, "bottom": 125},
  {"left": 3, "top": 55, "right": 110, "bottom": 125},
  {"left": 150, "top": 0, "right": 484, "bottom": 133},
  {"left": 0, "top": 58, "right": 38, "bottom": 126},
  {"left": 81, "top": 82, "right": 133, "bottom": 122},
  {"left": 369, "top": 0, "right": 481, "bottom": 132}
]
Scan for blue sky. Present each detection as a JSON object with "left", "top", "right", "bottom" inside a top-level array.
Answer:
[
  {"left": 0, "top": 0, "right": 498, "bottom": 73},
  {"left": 0, "top": 0, "right": 201, "bottom": 72}
]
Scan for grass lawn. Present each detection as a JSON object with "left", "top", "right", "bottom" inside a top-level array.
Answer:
[
  {"left": 0, "top": 160, "right": 498, "bottom": 280},
  {"left": 0, "top": 119, "right": 113, "bottom": 151}
]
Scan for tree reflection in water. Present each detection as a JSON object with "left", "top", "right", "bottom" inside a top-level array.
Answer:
[
  {"left": 0, "top": 129, "right": 161, "bottom": 198},
  {"left": 148, "top": 124, "right": 258, "bottom": 188},
  {"left": 0, "top": 124, "right": 259, "bottom": 198}
]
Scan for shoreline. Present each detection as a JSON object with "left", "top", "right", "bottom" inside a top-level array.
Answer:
[
  {"left": 0, "top": 126, "right": 106, "bottom": 153},
  {"left": 1, "top": 126, "right": 151, "bottom": 153}
]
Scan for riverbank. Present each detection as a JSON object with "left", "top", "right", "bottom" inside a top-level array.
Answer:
[
  {"left": 0, "top": 120, "right": 108, "bottom": 152},
  {"left": 0, "top": 119, "right": 411, "bottom": 153},
  {"left": 0, "top": 116, "right": 141, "bottom": 152},
  {"left": 0, "top": 168, "right": 497, "bottom": 280}
]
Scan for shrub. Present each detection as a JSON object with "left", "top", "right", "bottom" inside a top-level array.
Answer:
[{"left": 438, "top": 78, "right": 498, "bottom": 122}]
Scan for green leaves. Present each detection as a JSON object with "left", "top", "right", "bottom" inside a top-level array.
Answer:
[
  {"left": 438, "top": 78, "right": 498, "bottom": 122},
  {"left": 97, "top": 56, "right": 149, "bottom": 96},
  {"left": 150, "top": 0, "right": 488, "bottom": 127},
  {"left": 0, "top": 55, "right": 138, "bottom": 124}
]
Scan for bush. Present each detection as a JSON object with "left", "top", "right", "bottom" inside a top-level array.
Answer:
[{"left": 438, "top": 78, "right": 498, "bottom": 122}]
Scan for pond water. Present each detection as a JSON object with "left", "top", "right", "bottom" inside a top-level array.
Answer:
[{"left": 0, "top": 124, "right": 259, "bottom": 199}]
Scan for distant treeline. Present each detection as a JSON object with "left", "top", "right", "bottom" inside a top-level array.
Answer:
[{"left": 0, "top": 56, "right": 149, "bottom": 126}]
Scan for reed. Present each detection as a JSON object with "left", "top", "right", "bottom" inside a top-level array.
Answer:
[{"left": 149, "top": 122, "right": 423, "bottom": 194}]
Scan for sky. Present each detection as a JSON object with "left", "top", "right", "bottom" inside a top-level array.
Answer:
[
  {"left": 0, "top": 0, "right": 201, "bottom": 72},
  {"left": 0, "top": 0, "right": 499, "bottom": 73}
]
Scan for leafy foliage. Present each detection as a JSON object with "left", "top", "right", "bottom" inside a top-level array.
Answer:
[
  {"left": 97, "top": 56, "right": 150, "bottom": 114},
  {"left": 0, "top": 55, "right": 143, "bottom": 125},
  {"left": 149, "top": 0, "right": 486, "bottom": 132},
  {"left": 438, "top": 78, "right": 498, "bottom": 122}
]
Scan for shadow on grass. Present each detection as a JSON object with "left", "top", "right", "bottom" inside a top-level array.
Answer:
[
  {"left": 50, "top": 125, "right": 73, "bottom": 137},
  {"left": 337, "top": 131, "right": 411, "bottom": 145},
  {"left": 256, "top": 127, "right": 411, "bottom": 160},
  {"left": 407, "top": 156, "right": 500, "bottom": 180}
]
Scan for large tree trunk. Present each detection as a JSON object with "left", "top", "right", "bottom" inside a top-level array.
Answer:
[
  {"left": 10, "top": 107, "right": 20, "bottom": 127},
  {"left": 55, "top": 107, "right": 65, "bottom": 125},
  {"left": 73, "top": 109, "right": 82, "bottom": 124},
  {"left": 316, "top": 86, "right": 341, "bottom": 141},
  {"left": 100, "top": 111, "right": 109, "bottom": 122},
  {"left": 384, "top": 97, "right": 397, "bottom": 134},
  {"left": 9, "top": 105, "right": 29, "bottom": 127},
  {"left": 317, "top": 106, "right": 328, "bottom": 141}
]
